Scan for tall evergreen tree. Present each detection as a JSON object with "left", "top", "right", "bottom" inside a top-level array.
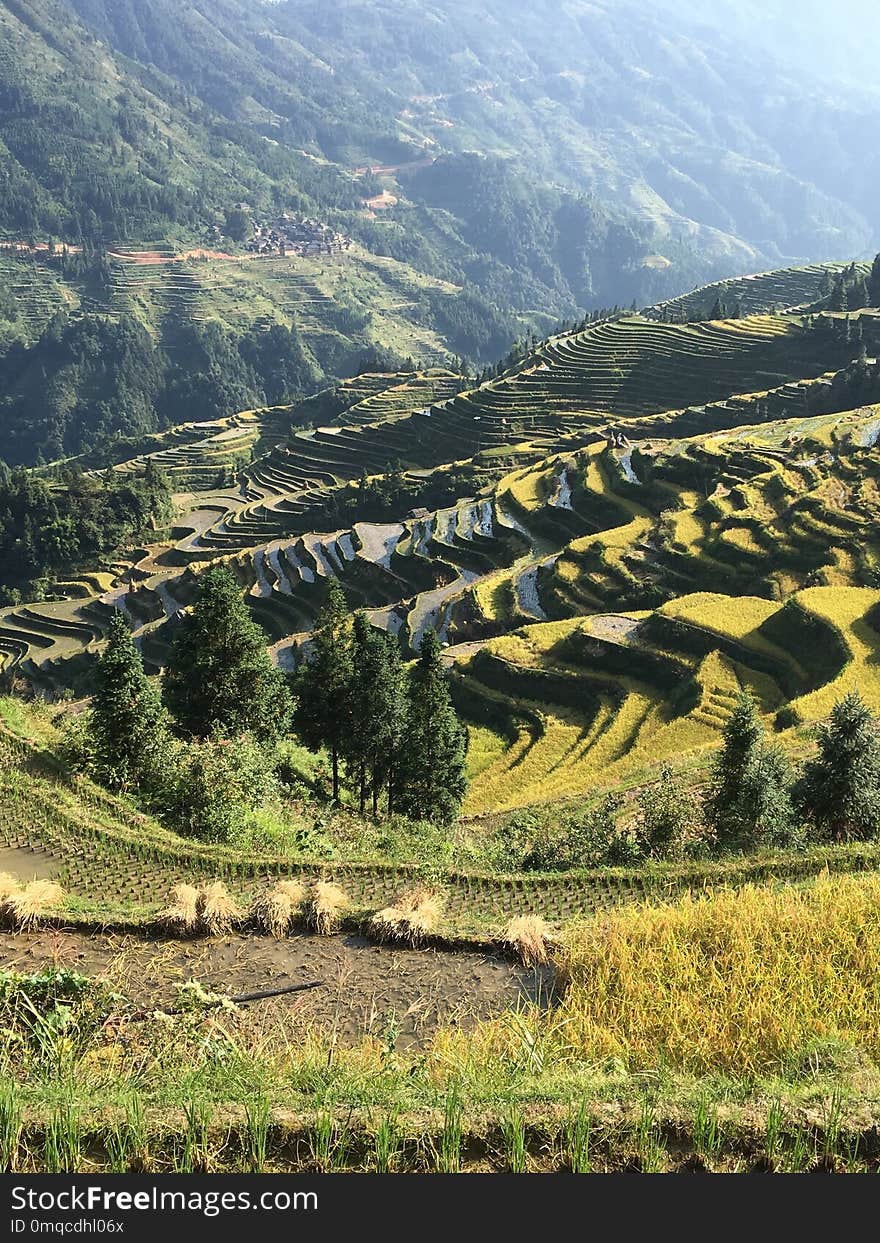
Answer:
[
  {"left": 293, "top": 579, "right": 352, "bottom": 801},
  {"left": 162, "top": 566, "right": 290, "bottom": 740},
  {"left": 393, "top": 629, "right": 468, "bottom": 823},
  {"left": 794, "top": 691, "right": 880, "bottom": 841},
  {"left": 345, "top": 612, "right": 405, "bottom": 815},
  {"left": 704, "top": 690, "right": 793, "bottom": 850},
  {"left": 868, "top": 253, "right": 880, "bottom": 308},
  {"left": 88, "top": 610, "right": 167, "bottom": 789}
]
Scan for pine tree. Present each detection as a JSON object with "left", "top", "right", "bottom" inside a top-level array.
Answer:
[
  {"left": 88, "top": 610, "right": 167, "bottom": 790},
  {"left": 393, "top": 629, "right": 468, "bottom": 823},
  {"left": 868, "top": 253, "right": 880, "bottom": 308},
  {"left": 850, "top": 275, "right": 870, "bottom": 310},
  {"left": 704, "top": 690, "right": 793, "bottom": 850},
  {"left": 293, "top": 579, "right": 352, "bottom": 802},
  {"left": 162, "top": 566, "right": 291, "bottom": 740},
  {"left": 830, "top": 275, "right": 849, "bottom": 313},
  {"left": 794, "top": 691, "right": 880, "bottom": 841},
  {"left": 345, "top": 612, "right": 404, "bottom": 815}
]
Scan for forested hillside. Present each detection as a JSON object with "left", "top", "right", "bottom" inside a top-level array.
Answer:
[{"left": 1, "top": 0, "right": 879, "bottom": 467}]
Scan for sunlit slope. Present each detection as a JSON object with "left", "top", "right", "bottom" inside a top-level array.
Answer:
[
  {"left": 3, "top": 296, "right": 880, "bottom": 821},
  {"left": 456, "top": 585, "right": 880, "bottom": 814}
]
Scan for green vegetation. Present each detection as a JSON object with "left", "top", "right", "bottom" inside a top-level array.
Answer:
[
  {"left": 704, "top": 691, "right": 794, "bottom": 851},
  {"left": 0, "top": 458, "right": 171, "bottom": 602},
  {"left": 86, "top": 612, "right": 167, "bottom": 791},
  {"left": 794, "top": 692, "right": 880, "bottom": 841},
  {"left": 162, "top": 566, "right": 292, "bottom": 742},
  {"left": 6, "top": 873, "right": 880, "bottom": 1172},
  {"left": 393, "top": 630, "right": 468, "bottom": 823}
]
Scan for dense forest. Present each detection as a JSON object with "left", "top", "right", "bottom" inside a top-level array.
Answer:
[
  {"left": 0, "top": 459, "right": 172, "bottom": 601},
  {"left": 0, "top": 311, "right": 322, "bottom": 465}
]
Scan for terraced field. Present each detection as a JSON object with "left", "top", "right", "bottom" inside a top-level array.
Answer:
[
  {"left": 4, "top": 276, "right": 880, "bottom": 817},
  {"left": 0, "top": 243, "right": 459, "bottom": 363},
  {"left": 644, "top": 260, "right": 869, "bottom": 321},
  {"left": 5, "top": 713, "right": 880, "bottom": 938}
]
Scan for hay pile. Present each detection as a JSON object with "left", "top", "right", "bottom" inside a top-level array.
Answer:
[
  {"left": 252, "top": 879, "right": 307, "bottom": 938},
  {"left": 158, "top": 881, "right": 243, "bottom": 936},
  {"left": 501, "top": 914, "right": 555, "bottom": 967},
  {"left": 304, "top": 880, "right": 349, "bottom": 935},
  {"left": 0, "top": 876, "right": 65, "bottom": 931},
  {"left": 369, "top": 886, "right": 445, "bottom": 947}
]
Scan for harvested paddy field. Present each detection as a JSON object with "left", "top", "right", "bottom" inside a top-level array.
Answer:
[{"left": 0, "top": 928, "right": 552, "bottom": 1047}]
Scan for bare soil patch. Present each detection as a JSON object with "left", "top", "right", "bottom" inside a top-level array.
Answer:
[{"left": 0, "top": 929, "right": 553, "bottom": 1048}]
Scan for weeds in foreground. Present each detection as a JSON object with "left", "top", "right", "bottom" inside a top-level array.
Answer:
[
  {"left": 178, "top": 1100, "right": 214, "bottom": 1173},
  {"left": 634, "top": 1098, "right": 665, "bottom": 1172},
  {"left": 763, "top": 1097, "right": 783, "bottom": 1169},
  {"left": 308, "top": 1111, "right": 350, "bottom": 1172},
  {"left": 564, "top": 1102, "right": 592, "bottom": 1173},
  {"left": 104, "top": 1093, "right": 147, "bottom": 1173},
  {"left": 372, "top": 1111, "right": 400, "bottom": 1173},
  {"left": 43, "top": 1103, "right": 81, "bottom": 1173},
  {"left": 693, "top": 1097, "right": 723, "bottom": 1164},
  {"left": 0, "top": 1083, "right": 21, "bottom": 1172},
  {"left": 501, "top": 1107, "right": 527, "bottom": 1173}
]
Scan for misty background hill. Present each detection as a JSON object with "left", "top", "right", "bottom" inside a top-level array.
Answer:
[{"left": 0, "top": 0, "right": 877, "bottom": 462}]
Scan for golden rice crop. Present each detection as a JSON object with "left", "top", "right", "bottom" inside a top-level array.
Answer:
[
  {"left": 4, "top": 880, "right": 64, "bottom": 931},
  {"left": 252, "top": 879, "right": 306, "bottom": 938},
  {"left": 554, "top": 872, "right": 880, "bottom": 1075},
  {"left": 305, "top": 881, "right": 349, "bottom": 935},
  {"left": 501, "top": 914, "right": 555, "bottom": 967},
  {"left": 197, "top": 881, "right": 244, "bottom": 936}
]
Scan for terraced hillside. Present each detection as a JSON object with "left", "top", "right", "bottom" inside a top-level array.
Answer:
[
  {"left": 5, "top": 705, "right": 880, "bottom": 935},
  {"left": 0, "top": 243, "right": 462, "bottom": 367},
  {"left": 4, "top": 286, "right": 880, "bottom": 814},
  {"left": 644, "top": 261, "right": 870, "bottom": 321}
]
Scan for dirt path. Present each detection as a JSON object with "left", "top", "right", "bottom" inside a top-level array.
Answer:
[{"left": 0, "top": 930, "right": 552, "bottom": 1048}]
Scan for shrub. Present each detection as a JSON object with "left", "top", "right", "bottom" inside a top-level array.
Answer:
[
  {"left": 522, "top": 795, "right": 623, "bottom": 871},
  {"left": 633, "top": 764, "right": 700, "bottom": 859},
  {"left": 0, "top": 968, "right": 115, "bottom": 1064},
  {"left": 169, "top": 734, "right": 278, "bottom": 842}
]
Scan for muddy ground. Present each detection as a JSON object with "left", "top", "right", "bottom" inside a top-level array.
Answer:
[{"left": 0, "top": 929, "right": 554, "bottom": 1047}]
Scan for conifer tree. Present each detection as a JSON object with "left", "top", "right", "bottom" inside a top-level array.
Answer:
[
  {"left": 162, "top": 566, "right": 291, "bottom": 740},
  {"left": 704, "top": 690, "right": 793, "bottom": 850},
  {"left": 88, "top": 610, "right": 167, "bottom": 790},
  {"left": 293, "top": 579, "right": 352, "bottom": 801},
  {"left": 345, "top": 612, "right": 404, "bottom": 815},
  {"left": 868, "top": 253, "right": 880, "bottom": 308},
  {"left": 794, "top": 691, "right": 880, "bottom": 841},
  {"left": 393, "top": 629, "right": 468, "bottom": 823}
]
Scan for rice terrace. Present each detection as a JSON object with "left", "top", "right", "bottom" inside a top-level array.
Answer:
[
  {"left": 3, "top": 0, "right": 880, "bottom": 1195},
  {"left": 6, "top": 258, "right": 880, "bottom": 1175}
]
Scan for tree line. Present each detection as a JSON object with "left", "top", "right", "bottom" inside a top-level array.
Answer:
[
  {"left": 80, "top": 568, "right": 468, "bottom": 840},
  {"left": 0, "top": 312, "right": 322, "bottom": 468}
]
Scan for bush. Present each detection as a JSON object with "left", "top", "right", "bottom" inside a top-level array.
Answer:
[
  {"left": 168, "top": 734, "right": 279, "bottom": 842},
  {"left": 522, "top": 795, "right": 623, "bottom": 871},
  {"left": 633, "top": 764, "right": 700, "bottom": 859},
  {"left": 0, "top": 967, "right": 116, "bottom": 1064}
]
